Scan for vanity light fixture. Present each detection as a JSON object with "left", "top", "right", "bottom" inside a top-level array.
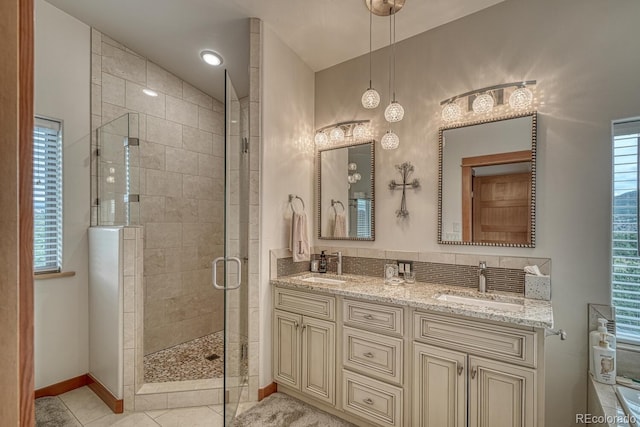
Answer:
[
  {"left": 200, "top": 50, "right": 223, "bottom": 66},
  {"left": 361, "top": 0, "right": 380, "bottom": 109},
  {"left": 142, "top": 88, "right": 158, "bottom": 97},
  {"left": 440, "top": 80, "right": 537, "bottom": 122},
  {"left": 315, "top": 120, "right": 371, "bottom": 147}
]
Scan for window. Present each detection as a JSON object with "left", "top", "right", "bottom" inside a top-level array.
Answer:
[
  {"left": 33, "top": 117, "right": 63, "bottom": 273},
  {"left": 612, "top": 119, "right": 640, "bottom": 343}
]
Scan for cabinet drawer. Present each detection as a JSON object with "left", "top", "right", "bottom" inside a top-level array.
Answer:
[
  {"left": 343, "top": 327, "right": 403, "bottom": 385},
  {"left": 342, "top": 370, "right": 403, "bottom": 427},
  {"left": 413, "top": 312, "right": 537, "bottom": 368},
  {"left": 274, "top": 287, "right": 335, "bottom": 321},
  {"left": 343, "top": 299, "right": 404, "bottom": 336}
]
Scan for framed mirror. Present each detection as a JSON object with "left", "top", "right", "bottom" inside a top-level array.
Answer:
[
  {"left": 438, "top": 112, "right": 537, "bottom": 247},
  {"left": 318, "top": 141, "right": 375, "bottom": 240}
]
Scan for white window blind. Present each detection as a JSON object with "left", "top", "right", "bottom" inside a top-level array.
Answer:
[
  {"left": 612, "top": 119, "right": 640, "bottom": 343},
  {"left": 33, "top": 117, "right": 63, "bottom": 273}
]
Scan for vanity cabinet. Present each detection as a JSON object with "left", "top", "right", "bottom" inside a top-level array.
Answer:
[
  {"left": 272, "top": 287, "right": 336, "bottom": 405},
  {"left": 412, "top": 312, "right": 539, "bottom": 427}
]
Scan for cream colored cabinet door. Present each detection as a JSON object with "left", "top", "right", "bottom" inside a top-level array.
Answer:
[
  {"left": 468, "top": 356, "right": 536, "bottom": 427},
  {"left": 301, "top": 316, "right": 336, "bottom": 405},
  {"left": 412, "top": 343, "right": 466, "bottom": 427},
  {"left": 273, "top": 309, "right": 301, "bottom": 390}
]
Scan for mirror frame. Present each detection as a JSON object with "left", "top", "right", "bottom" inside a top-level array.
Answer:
[
  {"left": 437, "top": 111, "right": 537, "bottom": 248},
  {"left": 317, "top": 140, "right": 376, "bottom": 241}
]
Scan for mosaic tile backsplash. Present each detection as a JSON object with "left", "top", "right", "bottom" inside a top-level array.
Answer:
[{"left": 278, "top": 255, "right": 525, "bottom": 294}]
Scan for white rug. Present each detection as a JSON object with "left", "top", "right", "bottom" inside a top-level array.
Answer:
[{"left": 233, "top": 393, "right": 355, "bottom": 427}]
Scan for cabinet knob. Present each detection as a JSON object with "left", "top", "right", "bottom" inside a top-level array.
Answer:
[
  {"left": 302, "top": 324, "right": 307, "bottom": 331},
  {"left": 470, "top": 367, "right": 477, "bottom": 379},
  {"left": 294, "top": 321, "right": 299, "bottom": 330},
  {"left": 363, "top": 398, "right": 374, "bottom": 405},
  {"left": 457, "top": 365, "right": 463, "bottom": 376},
  {"left": 363, "top": 314, "right": 374, "bottom": 320},
  {"left": 363, "top": 352, "right": 375, "bottom": 359}
]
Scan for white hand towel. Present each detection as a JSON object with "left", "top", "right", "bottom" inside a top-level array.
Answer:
[
  {"left": 334, "top": 212, "right": 347, "bottom": 238},
  {"left": 290, "top": 211, "right": 310, "bottom": 262},
  {"left": 524, "top": 265, "right": 544, "bottom": 276}
]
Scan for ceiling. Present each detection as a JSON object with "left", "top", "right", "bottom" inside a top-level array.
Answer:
[{"left": 45, "top": 0, "right": 504, "bottom": 101}]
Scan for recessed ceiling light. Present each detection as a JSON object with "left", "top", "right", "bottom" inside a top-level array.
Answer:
[
  {"left": 142, "top": 88, "right": 158, "bottom": 97},
  {"left": 200, "top": 50, "right": 223, "bottom": 66}
]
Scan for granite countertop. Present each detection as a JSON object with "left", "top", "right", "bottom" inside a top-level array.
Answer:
[{"left": 271, "top": 272, "right": 553, "bottom": 329}]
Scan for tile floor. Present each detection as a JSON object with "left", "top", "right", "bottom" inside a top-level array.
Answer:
[{"left": 54, "top": 386, "right": 259, "bottom": 426}]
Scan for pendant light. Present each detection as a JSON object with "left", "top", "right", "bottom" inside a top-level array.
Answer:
[
  {"left": 384, "top": 0, "right": 404, "bottom": 123},
  {"left": 361, "top": 0, "right": 380, "bottom": 109}
]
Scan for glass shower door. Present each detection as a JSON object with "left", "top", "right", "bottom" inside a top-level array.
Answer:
[{"left": 223, "top": 71, "right": 249, "bottom": 424}]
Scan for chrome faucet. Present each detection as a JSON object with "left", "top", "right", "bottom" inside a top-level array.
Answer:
[
  {"left": 478, "top": 261, "right": 487, "bottom": 293},
  {"left": 328, "top": 251, "right": 343, "bottom": 275}
]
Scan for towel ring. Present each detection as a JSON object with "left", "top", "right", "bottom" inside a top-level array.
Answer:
[
  {"left": 289, "top": 194, "right": 305, "bottom": 213},
  {"left": 331, "top": 199, "right": 345, "bottom": 215}
]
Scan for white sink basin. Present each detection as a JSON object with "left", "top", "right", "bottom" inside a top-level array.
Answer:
[
  {"left": 436, "top": 294, "right": 525, "bottom": 312},
  {"left": 301, "top": 276, "right": 346, "bottom": 285}
]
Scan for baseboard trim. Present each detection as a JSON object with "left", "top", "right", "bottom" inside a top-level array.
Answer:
[
  {"left": 87, "top": 374, "right": 123, "bottom": 414},
  {"left": 34, "top": 374, "right": 89, "bottom": 399},
  {"left": 258, "top": 382, "right": 277, "bottom": 401}
]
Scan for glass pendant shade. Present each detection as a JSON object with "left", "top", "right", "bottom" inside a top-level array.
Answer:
[
  {"left": 329, "top": 127, "right": 345, "bottom": 142},
  {"left": 353, "top": 172, "right": 362, "bottom": 181},
  {"left": 348, "top": 162, "right": 358, "bottom": 171},
  {"left": 347, "top": 175, "right": 357, "bottom": 184},
  {"left": 472, "top": 93, "right": 494, "bottom": 114},
  {"left": 384, "top": 101, "right": 405, "bottom": 123},
  {"left": 381, "top": 130, "right": 399, "bottom": 150},
  {"left": 509, "top": 87, "right": 533, "bottom": 110},
  {"left": 352, "top": 123, "right": 368, "bottom": 141},
  {"left": 362, "top": 88, "right": 381, "bottom": 109},
  {"left": 315, "top": 131, "right": 329, "bottom": 146},
  {"left": 442, "top": 102, "right": 462, "bottom": 122}
]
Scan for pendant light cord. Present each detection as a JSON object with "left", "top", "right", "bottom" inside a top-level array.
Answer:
[
  {"left": 388, "top": 6, "right": 392, "bottom": 107},
  {"left": 369, "top": 0, "right": 373, "bottom": 88},
  {"left": 392, "top": 0, "right": 397, "bottom": 102}
]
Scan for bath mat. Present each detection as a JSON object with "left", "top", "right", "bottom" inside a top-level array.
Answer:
[
  {"left": 35, "top": 396, "right": 80, "bottom": 427},
  {"left": 232, "top": 392, "right": 355, "bottom": 427}
]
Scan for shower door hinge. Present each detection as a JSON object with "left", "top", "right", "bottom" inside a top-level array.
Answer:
[
  {"left": 95, "top": 198, "right": 100, "bottom": 206},
  {"left": 242, "top": 137, "right": 249, "bottom": 154},
  {"left": 125, "top": 137, "right": 139, "bottom": 147},
  {"left": 95, "top": 148, "right": 101, "bottom": 157},
  {"left": 124, "top": 194, "right": 140, "bottom": 203},
  {"left": 241, "top": 342, "right": 248, "bottom": 361}
]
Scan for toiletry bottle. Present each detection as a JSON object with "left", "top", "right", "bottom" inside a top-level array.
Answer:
[
  {"left": 593, "top": 339, "right": 616, "bottom": 385},
  {"left": 589, "top": 318, "right": 616, "bottom": 374},
  {"left": 318, "top": 251, "right": 327, "bottom": 273}
]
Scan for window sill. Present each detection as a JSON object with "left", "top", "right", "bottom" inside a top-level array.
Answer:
[{"left": 34, "top": 271, "right": 76, "bottom": 280}]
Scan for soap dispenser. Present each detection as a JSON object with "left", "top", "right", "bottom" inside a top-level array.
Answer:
[
  {"left": 589, "top": 318, "right": 616, "bottom": 375},
  {"left": 318, "top": 251, "right": 327, "bottom": 273},
  {"left": 592, "top": 339, "right": 616, "bottom": 385}
]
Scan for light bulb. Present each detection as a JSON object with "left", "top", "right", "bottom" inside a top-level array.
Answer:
[
  {"left": 509, "top": 87, "right": 534, "bottom": 110},
  {"left": 353, "top": 172, "right": 362, "bottom": 181},
  {"left": 352, "top": 123, "right": 368, "bottom": 141},
  {"left": 348, "top": 162, "right": 358, "bottom": 171},
  {"left": 314, "top": 131, "right": 329, "bottom": 146},
  {"left": 442, "top": 102, "right": 462, "bottom": 122},
  {"left": 362, "top": 88, "right": 381, "bottom": 109},
  {"left": 330, "top": 127, "right": 345, "bottom": 142},
  {"left": 384, "top": 101, "right": 405, "bottom": 123},
  {"left": 472, "top": 93, "right": 494, "bottom": 114},
  {"left": 381, "top": 130, "right": 399, "bottom": 150}
]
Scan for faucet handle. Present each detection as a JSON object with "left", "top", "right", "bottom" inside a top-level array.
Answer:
[{"left": 479, "top": 261, "right": 487, "bottom": 269}]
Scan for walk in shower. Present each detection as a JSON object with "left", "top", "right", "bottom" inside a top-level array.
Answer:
[{"left": 90, "top": 73, "right": 249, "bottom": 420}]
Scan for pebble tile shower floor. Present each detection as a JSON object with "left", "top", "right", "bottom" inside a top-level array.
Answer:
[{"left": 144, "top": 331, "right": 225, "bottom": 383}]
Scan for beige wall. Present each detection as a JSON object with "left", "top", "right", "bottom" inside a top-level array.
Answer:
[
  {"left": 314, "top": 0, "right": 640, "bottom": 424},
  {"left": 34, "top": 0, "right": 91, "bottom": 389},
  {"left": 259, "top": 24, "right": 315, "bottom": 387},
  {"left": 90, "top": 30, "right": 226, "bottom": 354}
]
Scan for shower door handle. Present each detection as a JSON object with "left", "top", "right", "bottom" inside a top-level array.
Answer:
[
  {"left": 212, "top": 257, "right": 226, "bottom": 290},
  {"left": 211, "top": 257, "right": 242, "bottom": 290},
  {"left": 226, "top": 257, "right": 242, "bottom": 290}
]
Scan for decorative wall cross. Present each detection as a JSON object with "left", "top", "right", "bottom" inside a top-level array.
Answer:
[{"left": 389, "top": 162, "right": 420, "bottom": 218}]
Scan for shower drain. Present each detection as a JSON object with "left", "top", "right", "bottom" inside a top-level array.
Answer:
[{"left": 205, "top": 354, "right": 220, "bottom": 361}]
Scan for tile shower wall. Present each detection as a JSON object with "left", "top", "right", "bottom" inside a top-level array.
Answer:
[{"left": 90, "top": 30, "right": 225, "bottom": 354}]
